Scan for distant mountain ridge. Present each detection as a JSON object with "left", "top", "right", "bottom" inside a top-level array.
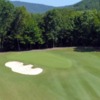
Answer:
[
  {"left": 73, "top": 0, "right": 100, "bottom": 10},
  {"left": 11, "top": 0, "right": 100, "bottom": 13},
  {"left": 11, "top": 1, "right": 55, "bottom": 13}
]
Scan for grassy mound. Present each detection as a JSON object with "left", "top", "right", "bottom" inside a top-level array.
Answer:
[{"left": 0, "top": 48, "right": 100, "bottom": 100}]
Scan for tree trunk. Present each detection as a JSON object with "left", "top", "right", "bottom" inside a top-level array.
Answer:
[
  {"left": 0, "top": 36, "right": 4, "bottom": 51},
  {"left": 17, "top": 39, "right": 20, "bottom": 51}
]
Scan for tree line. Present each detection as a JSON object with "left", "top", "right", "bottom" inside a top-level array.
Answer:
[{"left": 0, "top": 0, "right": 100, "bottom": 51}]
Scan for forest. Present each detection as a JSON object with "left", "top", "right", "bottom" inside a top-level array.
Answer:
[{"left": 0, "top": 0, "right": 100, "bottom": 51}]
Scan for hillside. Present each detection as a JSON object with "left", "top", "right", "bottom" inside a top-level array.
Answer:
[
  {"left": 74, "top": 0, "right": 100, "bottom": 10},
  {"left": 11, "top": 0, "right": 100, "bottom": 13},
  {"left": 11, "top": 1, "right": 55, "bottom": 13}
]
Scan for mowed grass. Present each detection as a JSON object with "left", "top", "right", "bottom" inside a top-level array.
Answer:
[{"left": 0, "top": 48, "right": 100, "bottom": 100}]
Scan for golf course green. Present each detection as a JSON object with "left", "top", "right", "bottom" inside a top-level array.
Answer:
[{"left": 0, "top": 48, "right": 100, "bottom": 100}]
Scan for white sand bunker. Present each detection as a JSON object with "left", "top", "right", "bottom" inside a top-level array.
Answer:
[{"left": 5, "top": 61, "right": 43, "bottom": 75}]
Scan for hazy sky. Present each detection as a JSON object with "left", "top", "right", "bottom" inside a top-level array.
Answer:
[{"left": 11, "top": 0, "right": 82, "bottom": 7}]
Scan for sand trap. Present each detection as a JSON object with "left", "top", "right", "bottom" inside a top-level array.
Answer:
[{"left": 5, "top": 61, "right": 43, "bottom": 75}]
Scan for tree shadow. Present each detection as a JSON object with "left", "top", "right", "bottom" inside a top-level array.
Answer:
[{"left": 74, "top": 47, "right": 100, "bottom": 52}]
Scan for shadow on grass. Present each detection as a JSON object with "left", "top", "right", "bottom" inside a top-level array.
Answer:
[{"left": 74, "top": 47, "right": 100, "bottom": 52}]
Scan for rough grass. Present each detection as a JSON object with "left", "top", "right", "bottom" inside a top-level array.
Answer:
[{"left": 0, "top": 48, "right": 100, "bottom": 100}]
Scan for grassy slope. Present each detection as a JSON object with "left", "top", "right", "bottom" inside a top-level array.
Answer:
[{"left": 0, "top": 48, "right": 100, "bottom": 100}]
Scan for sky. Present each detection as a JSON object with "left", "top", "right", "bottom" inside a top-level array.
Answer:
[{"left": 11, "top": 0, "right": 82, "bottom": 7}]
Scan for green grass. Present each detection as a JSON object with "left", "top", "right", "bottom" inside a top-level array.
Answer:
[{"left": 0, "top": 48, "right": 100, "bottom": 100}]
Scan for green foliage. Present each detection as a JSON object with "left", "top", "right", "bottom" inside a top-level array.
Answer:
[
  {"left": 0, "top": 0, "right": 100, "bottom": 51},
  {"left": 74, "top": 0, "right": 100, "bottom": 10},
  {"left": 0, "top": 0, "right": 14, "bottom": 50},
  {"left": 42, "top": 9, "right": 62, "bottom": 47}
]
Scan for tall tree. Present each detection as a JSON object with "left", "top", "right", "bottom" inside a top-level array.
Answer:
[
  {"left": 42, "top": 9, "right": 62, "bottom": 48},
  {"left": 10, "top": 7, "right": 29, "bottom": 50},
  {"left": 0, "top": 0, "right": 14, "bottom": 50},
  {"left": 23, "top": 14, "right": 44, "bottom": 49}
]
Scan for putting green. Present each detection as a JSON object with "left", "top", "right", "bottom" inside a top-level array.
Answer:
[{"left": 0, "top": 48, "right": 100, "bottom": 100}]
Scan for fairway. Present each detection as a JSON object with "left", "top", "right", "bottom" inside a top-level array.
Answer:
[{"left": 0, "top": 48, "right": 100, "bottom": 100}]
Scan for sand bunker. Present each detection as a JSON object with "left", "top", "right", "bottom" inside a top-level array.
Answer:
[{"left": 5, "top": 61, "right": 43, "bottom": 75}]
